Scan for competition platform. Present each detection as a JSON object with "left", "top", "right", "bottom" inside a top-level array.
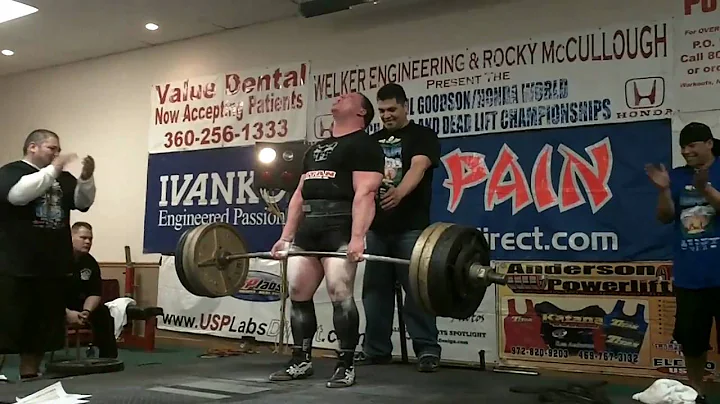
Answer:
[{"left": 0, "top": 348, "right": 700, "bottom": 404}]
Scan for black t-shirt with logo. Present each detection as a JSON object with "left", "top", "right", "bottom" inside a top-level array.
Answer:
[
  {"left": 66, "top": 253, "right": 103, "bottom": 310},
  {"left": 0, "top": 160, "right": 87, "bottom": 278},
  {"left": 534, "top": 302, "right": 607, "bottom": 354},
  {"left": 301, "top": 130, "right": 385, "bottom": 201},
  {"left": 370, "top": 122, "right": 441, "bottom": 233}
]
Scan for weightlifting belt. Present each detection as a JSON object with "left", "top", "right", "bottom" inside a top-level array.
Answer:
[{"left": 302, "top": 199, "right": 352, "bottom": 218}]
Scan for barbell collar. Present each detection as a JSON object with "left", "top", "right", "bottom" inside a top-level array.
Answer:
[{"left": 468, "top": 263, "right": 508, "bottom": 286}]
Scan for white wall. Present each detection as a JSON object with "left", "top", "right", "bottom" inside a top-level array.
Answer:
[{"left": 0, "top": 0, "right": 677, "bottom": 262}]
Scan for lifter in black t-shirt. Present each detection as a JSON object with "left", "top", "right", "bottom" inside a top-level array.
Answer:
[
  {"left": 358, "top": 84, "right": 442, "bottom": 372},
  {"left": 65, "top": 222, "right": 118, "bottom": 359},
  {"left": 0, "top": 129, "right": 96, "bottom": 380},
  {"left": 268, "top": 92, "right": 384, "bottom": 388}
]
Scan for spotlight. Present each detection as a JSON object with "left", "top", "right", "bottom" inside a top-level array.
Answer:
[
  {"left": 253, "top": 141, "right": 309, "bottom": 192},
  {"left": 258, "top": 147, "right": 276, "bottom": 164}
]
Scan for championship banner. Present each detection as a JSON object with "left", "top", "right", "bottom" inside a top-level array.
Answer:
[
  {"left": 156, "top": 257, "right": 499, "bottom": 364},
  {"left": 143, "top": 146, "right": 285, "bottom": 254},
  {"left": 430, "top": 119, "right": 673, "bottom": 262},
  {"left": 148, "top": 62, "right": 310, "bottom": 154},
  {"left": 495, "top": 261, "right": 720, "bottom": 379},
  {"left": 674, "top": 0, "right": 720, "bottom": 112},
  {"left": 307, "top": 21, "right": 673, "bottom": 142}
]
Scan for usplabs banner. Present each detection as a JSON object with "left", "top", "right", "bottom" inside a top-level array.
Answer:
[
  {"left": 308, "top": 22, "right": 673, "bottom": 142},
  {"left": 143, "top": 146, "right": 286, "bottom": 254},
  {"left": 431, "top": 120, "right": 673, "bottom": 261},
  {"left": 148, "top": 62, "right": 309, "bottom": 154}
]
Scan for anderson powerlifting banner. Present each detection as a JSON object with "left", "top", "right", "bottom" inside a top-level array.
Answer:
[
  {"left": 143, "top": 147, "right": 285, "bottom": 254},
  {"left": 430, "top": 119, "right": 673, "bottom": 262},
  {"left": 495, "top": 260, "right": 720, "bottom": 379}
]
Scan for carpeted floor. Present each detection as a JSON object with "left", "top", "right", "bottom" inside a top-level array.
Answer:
[{"left": 1, "top": 347, "right": 715, "bottom": 403}]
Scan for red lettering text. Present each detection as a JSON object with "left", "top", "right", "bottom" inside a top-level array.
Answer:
[
  {"left": 304, "top": 170, "right": 336, "bottom": 180},
  {"left": 441, "top": 150, "right": 489, "bottom": 212},
  {"left": 226, "top": 63, "right": 308, "bottom": 95},
  {"left": 485, "top": 145, "right": 533, "bottom": 214},
  {"left": 685, "top": 0, "right": 717, "bottom": 15},
  {"left": 441, "top": 138, "right": 613, "bottom": 214},
  {"left": 531, "top": 145, "right": 558, "bottom": 212},
  {"left": 557, "top": 138, "right": 613, "bottom": 213},
  {"left": 155, "top": 79, "right": 217, "bottom": 105}
]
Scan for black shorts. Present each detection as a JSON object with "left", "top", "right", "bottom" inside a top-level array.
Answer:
[
  {"left": 293, "top": 215, "right": 352, "bottom": 253},
  {"left": 673, "top": 286, "right": 720, "bottom": 357},
  {"left": 0, "top": 275, "right": 68, "bottom": 355}
]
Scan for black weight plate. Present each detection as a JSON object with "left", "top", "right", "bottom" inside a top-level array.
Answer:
[
  {"left": 174, "top": 227, "right": 195, "bottom": 295},
  {"left": 452, "top": 233, "right": 479, "bottom": 298},
  {"left": 427, "top": 224, "right": 474, "bottom": 317},
  {"left": 46, "top": 358, "right": 125, "bottom": 376},
  {"left": 450, "top": 229, "right": 492, "bottom": 319}
]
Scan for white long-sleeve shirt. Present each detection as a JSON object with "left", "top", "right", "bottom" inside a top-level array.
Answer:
[{"left": 7, "top": 160, "right": 96, "bottom": 210}]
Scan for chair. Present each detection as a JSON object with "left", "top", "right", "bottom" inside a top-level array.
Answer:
[{"left": 54, "top": 279, "right": 164, "bottom": 359}]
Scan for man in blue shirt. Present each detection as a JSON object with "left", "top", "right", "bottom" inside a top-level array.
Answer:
[{"left": 646, "top": 122, "right": 720, "bottom": 403}]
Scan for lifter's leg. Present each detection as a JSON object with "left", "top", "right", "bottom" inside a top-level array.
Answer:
[
  {"left": 323, "top": 257, "right": 359, "bottom": 388},
  {"left": 269, "top": 256, "right": 324, "bottom": 382}
]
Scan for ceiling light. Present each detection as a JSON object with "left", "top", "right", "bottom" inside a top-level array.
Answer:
[
  {"left": 0, "top": 0, "right": 38, "bottom": 25},
  {"left": 145, "top": 22, "right": 159, "bottom": 31},
  {"left": 1, "top": 49, "right": 14, "bottom": 56}
]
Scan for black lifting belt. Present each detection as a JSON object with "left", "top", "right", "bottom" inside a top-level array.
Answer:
[{"left": 302, "top": 200, "right": 352, "bottom": 218}]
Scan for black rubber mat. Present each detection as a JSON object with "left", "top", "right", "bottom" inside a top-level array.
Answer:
[{"left": 0, "top": 353, "right": 638, "bottom": 403}]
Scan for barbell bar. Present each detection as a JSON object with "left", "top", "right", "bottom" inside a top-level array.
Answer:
[
  {"left": 174, "top": 221, "right": 505, "bottom": 319},
  {"left": 203, "top": 250, "right": 507, "bottom": 288},
  {"left": 202, "top": 251, "right": 411, "bottom": 266}
]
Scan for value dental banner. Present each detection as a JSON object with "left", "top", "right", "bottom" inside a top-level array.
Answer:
[{"left": 148, "top": 62, "right": 310, "bottom": 154}]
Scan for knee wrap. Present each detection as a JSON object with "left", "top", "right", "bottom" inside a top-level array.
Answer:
[
  {"left": 290, "top": 299, "right": 317, "bottom": 353},
  {"left": 332, "top": 298, "right": 360, "bottom": 351}
]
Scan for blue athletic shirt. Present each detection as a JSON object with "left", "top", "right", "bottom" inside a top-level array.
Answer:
[{"left": 669, "top": 158, "right": 720, "bottom": 289}]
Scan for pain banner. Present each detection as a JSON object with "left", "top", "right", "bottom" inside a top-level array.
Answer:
[{"left": 431, "top": 119, "right": 673, "bottom": 262}]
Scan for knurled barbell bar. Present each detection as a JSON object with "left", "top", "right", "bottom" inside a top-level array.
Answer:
[{"left": 174, "top": 221, "right": 505, "bottom": 319}]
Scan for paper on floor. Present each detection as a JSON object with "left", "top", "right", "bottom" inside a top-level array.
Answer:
[
  {"left": 632, "top": 378, "right": 698, "bottom": 404},
  {"left": 14, "top": 381, "right": 91, "bottom": 404}
]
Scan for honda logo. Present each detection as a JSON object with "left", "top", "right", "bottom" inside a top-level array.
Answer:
[
  {"left": 313, "top": 114, "right": 333, "bottom": 139},
  {"left": 625, "top": 77, "right": 665, "bottom": 109}
]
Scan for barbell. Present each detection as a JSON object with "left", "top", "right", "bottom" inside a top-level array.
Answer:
[{"left": 174, "top": 221, "right": 505, "bottom": 319}]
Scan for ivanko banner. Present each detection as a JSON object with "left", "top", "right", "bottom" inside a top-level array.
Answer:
[
  {"left": 143, "top": 146, "right": 285, "bottom": 254},
  {"left": 148, "top": 62, "right": 310, "bottom": 154},
  {"left": 430, "top": 120, "right": 674, "bottom": 262},
  {"left": 307, "top": 21, "right": 673, "bottom": 142},
  {"left": 156, "top": 257, "right": 499, "bottom": 364}
]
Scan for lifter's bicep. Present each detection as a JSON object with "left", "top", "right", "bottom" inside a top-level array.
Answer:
[{"left": 352, "top": 171, "right": 383, "bottom": 196}]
